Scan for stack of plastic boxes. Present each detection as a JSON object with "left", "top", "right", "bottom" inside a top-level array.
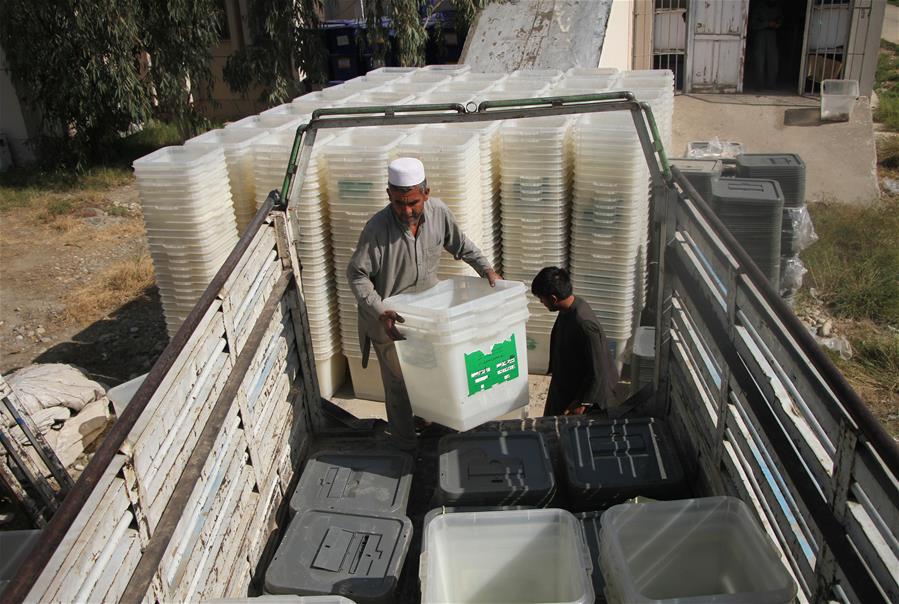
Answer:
[
  {"left": 184, "top": 128, "right": 269, "bottom": 233},
  {"left": 506, "top": 68, "right": 564, "bottom": 86},
  {"left": 396, "top": 128, "right": 485, "bottom": 279},
  {"left": 267, "top": 450, "right": 414, "bottom": 601},
  {"left": 446, "top": 119, "right": 503, "bottom": 272},
  {"left": 569, "top": 112, "right": 651, "bottom": 360},
  {"left": 133, "top": 146, "right": 239, "bottom": 336},
  {"left": 326, "top": 129, "right": 407, "bottom": 401},
  {"left": 617, "top": 70, "right": 675, "bottom": 150},
  {"left": 711, "top": 178, "right": 785, "bottom": 286},
  {"left": 251, "top": 127, "right": 308, "bottom": 209},
  {"left": 734, "top": 153, "right": 811, "bottom": 303},
  {"left": 226, "top": 112, "right": 304, "bottom": 133},
  {"left": 499, "top": 116, "right": 572, "bottom": 373},
  {"left": 295, "top": 133, "right": 346, "bottom": 397},
  {"left": 422, "top": 63, "right": 471, "bottom": 75}
]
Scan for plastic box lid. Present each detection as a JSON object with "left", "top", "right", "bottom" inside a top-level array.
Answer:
[
  {"left": 735, "top": 153, "right": 804, "bottom": 170},
  {"left": 289, "top": 449, "right": 413, "bottom": 516},
  {"left": 437, "top": 431, "right": 555, "bottom": 506},
  {"left": 0, "top": 530, "right": 42, "bottom": 585},
  {"left": 560, "top": 418, "right": 685, "bottom": 509},
  {"left": 265, "top": 509, "right": 412, "bottom": 603},
  {"left": 711, "top": 178, "right": 785, "bottom": 206},
  {"left": 600, "top": 497, "right": 797, "bottom": 604}
]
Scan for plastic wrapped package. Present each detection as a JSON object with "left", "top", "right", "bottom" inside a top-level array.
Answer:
[
  {"left": 780, "top": 255, "right": 807, "bottom": 295},
  {"left": 686, "top": 137, "right": 745, "bottom": 160},
  {"left": 783, "top": 206, "right": 818, "bottom": 253}
]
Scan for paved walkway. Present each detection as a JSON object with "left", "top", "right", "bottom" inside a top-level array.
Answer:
[
  {"left": 885, "top": 3, "right": 899, "bottom": 45},
  {"left": 672, "top": 94, "right": 880, "bottom": 204}
]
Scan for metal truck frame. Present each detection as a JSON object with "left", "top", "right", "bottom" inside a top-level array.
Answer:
[{"left": 3, "top": 94, "right": 897, "bottom": 603}]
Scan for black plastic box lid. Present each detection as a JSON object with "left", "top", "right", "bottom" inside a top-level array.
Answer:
[
  {"left": 437, "top": 431, "right": 555, "bottom": 506},
  {"left": 289, "top": 450, "right": 413, "bottom": 517},
  {"left": 265, "top": 509, "right": 412, "bottom": 603},
  {"left": 670, "top": 158, "right": 723, "bottom": 174},
  {"left": 560, "top": 418, "right": 685, "bottom": 509},
  {"left": 711, "top": 178, "right": 785, "bottom": 206},
  {"left": 735, "top": 153, "right": 805, "bottom": 169}
]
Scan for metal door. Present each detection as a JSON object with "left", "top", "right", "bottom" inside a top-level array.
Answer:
[{"left": 685, "top": 0, "right": 750, "bottom": 92}]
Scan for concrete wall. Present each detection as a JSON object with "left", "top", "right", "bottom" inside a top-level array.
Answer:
[
  {"left": 0, "top": 44, "right": 38, "bottom": 165},
  {"left": 599, "top": 0, "right": 635, "bottom": 70}
]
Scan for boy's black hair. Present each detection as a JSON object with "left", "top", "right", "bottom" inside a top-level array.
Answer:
[{"left": 531, "top": 266, "right": 573, "bottom": 299}]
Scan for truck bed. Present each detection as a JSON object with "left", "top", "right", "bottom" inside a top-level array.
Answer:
[
  {"left": 6, "top": 97, "right": 896, "bottom": 604},
  {"left": 295, "top": 410, "right": 645, "bottom": 603}
]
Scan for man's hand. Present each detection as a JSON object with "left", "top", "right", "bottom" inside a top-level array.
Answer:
[
  {"left": 564, "top": 402, "right": 590, "bottom": 416},
  {"left": 485, "top": 269, "right": 502, "bottom": 287},
  {"left": 379, "top": 310, "right": 406, "bottom": 341}
]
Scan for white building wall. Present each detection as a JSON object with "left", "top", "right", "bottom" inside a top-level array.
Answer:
[{"left": 599, "top": 0, "right": 635, "bottom": 70}]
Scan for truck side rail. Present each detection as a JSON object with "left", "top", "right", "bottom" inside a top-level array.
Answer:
[{"left": 658, "top": 168, "right": 898, "bottom": 603}]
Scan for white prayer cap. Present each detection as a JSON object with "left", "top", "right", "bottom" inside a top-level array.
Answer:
[{"left": 388, "top": 157, "right": 426, "bottom": 187}]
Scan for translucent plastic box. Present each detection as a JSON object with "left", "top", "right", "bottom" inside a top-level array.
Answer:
[
  {"left": 821, "top": 79, "right": 858, "bottom": 122},
  {"left": 600, "top": 497, "right": 797, "bottom": 604},
  {"left": 384, "top": 277, "right": 530, "bottom": 431},
  {"left": 420, "top": 508, "right": 595, "bottom": 604}
]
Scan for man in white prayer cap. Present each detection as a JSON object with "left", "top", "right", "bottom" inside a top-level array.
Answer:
[{"left": 347, "top": 157, "right": 500, "bottom": 450}]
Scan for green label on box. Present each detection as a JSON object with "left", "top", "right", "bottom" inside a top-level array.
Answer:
[{"left": 464, "top": 333, "right": 520, "bottom": 396}]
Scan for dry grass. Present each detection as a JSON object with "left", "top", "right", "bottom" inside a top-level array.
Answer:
[
  {"left": 63, "top": 255, "right": 155, "bottom": 323},
  {"left": 877, "top": 135, "right": 899, "bottom": 169}
]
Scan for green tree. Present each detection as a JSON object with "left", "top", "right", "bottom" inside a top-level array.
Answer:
[
  {"left": 0, "top": 0, "right": 221, "bottom": 168},
  {"left": 223, "top": 0, "right": 327, "bottom": 106}
]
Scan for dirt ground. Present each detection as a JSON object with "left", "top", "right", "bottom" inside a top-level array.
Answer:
[{"left": 0, "top": 183, "right": 168, "bottom": 388}]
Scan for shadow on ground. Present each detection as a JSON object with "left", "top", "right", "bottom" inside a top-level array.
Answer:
[
  {"left": 34, "top": 287, "right": 168, "bottom": 388},
  {"left": 783, "top": 107, "right": 825, "bottom": 127}
]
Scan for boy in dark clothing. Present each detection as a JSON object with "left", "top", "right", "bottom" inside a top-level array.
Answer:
[{"left": 532, "top": 267, "right": 619, "bottom": 416}]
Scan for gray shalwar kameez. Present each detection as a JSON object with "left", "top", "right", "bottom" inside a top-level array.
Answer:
[{"left": 346, "top": 197, "right": 492, "bottom": 447}]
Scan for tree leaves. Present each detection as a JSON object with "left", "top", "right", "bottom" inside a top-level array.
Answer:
[{"left": 0, "top": 0, "right": 221, "bottom": 168}]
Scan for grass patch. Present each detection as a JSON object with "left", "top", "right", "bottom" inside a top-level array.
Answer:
[
  {"left": 875, "top": 93, "right": 899, "bottom": 132},
  {"left": 64, "top": 255, "right": 155, "bottom": 323},
  {"left": 0, "top": 165, "right": 132, "bottom": 214},
  {"left": 878, "top": 135, "right": 899, "bottom": 168},
  {"left": 876, "top": 41, "right": 899, "bottom": 132},
  {"left": 0, "top": 120, "right": 188, "bottom": 215},
  {"left": 832, "top": 324, "right": 899, "bottom": 437},
  {"left": 804, "top": 197, "right": 899, "bottom": 325},
  {"left": 115, "top": 121, "right": 186, "bottom": 164}
]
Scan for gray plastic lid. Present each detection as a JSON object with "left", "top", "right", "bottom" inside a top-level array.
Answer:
[
  {"left": 438, "top": 431, "right": 555, "bottom": 506},
  {"left": 711, "top": 178, "right": 785, "bottom": 204},
  {"left": 735, "top": 153, "right": 805, "bottom": 169},
  {"left": 0, "top": 530, "right": 42, "bottom": 596},
  {"left": 670, "top": 158, "right": 723, "bottom": 174},
  {"left": 289, "top": 450, "right": 413, "bottom": 516},
  {"left": 265, "top": 509, "right": 412, "bottom": 603}
]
